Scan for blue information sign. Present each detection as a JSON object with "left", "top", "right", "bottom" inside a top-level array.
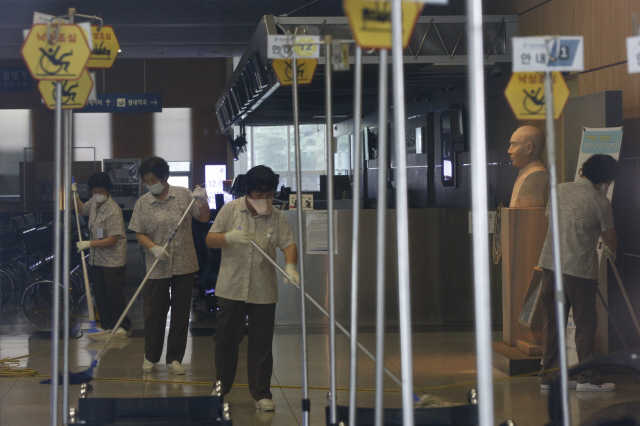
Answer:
[
  {"left": 76, "top": 93, "right": 162, "bottom": 113},
  {"left": 0, "top": 67, "right": 33, "bottom": 92}
]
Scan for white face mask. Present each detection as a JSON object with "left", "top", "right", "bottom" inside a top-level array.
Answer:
[
  {"left": 93, "top": 194, "right": 108, "bottom": 203},
  {"left": 247, "top": 197, "right": 273, "bottom": 215},
  {"left": 146, "top": 181, "right": 165, "bottom": 195}
]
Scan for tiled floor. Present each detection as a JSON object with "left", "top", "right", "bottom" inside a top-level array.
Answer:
[{"left": 1, "top": 243, "right": 638, "bottom": 425}]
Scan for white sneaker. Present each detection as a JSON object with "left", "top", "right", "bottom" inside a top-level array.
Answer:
[
  {"left": 142, "top": 358, "right": 156, "bottom": 373},
  {"left": 540, "top": 380, "right": 577, "bottom": 390},
  {"left": 111, "top": 327, "right": 130, "bottom": 339},
  {"left": 255, "top": 399, "right": 275, "bottom": 411},
  {"left": 167, "top": 360, "right": 186, "bottom": 375},
  {"left": 576, "top": 382, "right": 616, "bottom": 392}
]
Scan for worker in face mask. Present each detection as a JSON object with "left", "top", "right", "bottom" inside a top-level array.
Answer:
[
  {"left": 73, "top": 172, "right": 131, "bottom": 340},
  {"left": 206, "top": 165, "right": 299, "bottom": 412},
  {"left": 129, "top": 156, "right": 210, "bottom": 376}
]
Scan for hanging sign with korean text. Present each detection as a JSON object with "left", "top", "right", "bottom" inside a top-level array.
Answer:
[
  {"left": 512, "top": 36, "right": 584, "bottom": 72},
  {"left": 74, "top": 93, "right": 163, "bottom": 113},
  {"left": 268, "top": 35, "right": 321, "bottom": 59},
  {"left": 626, "top": 35, "right": 640, "bottom": 74},
  {"left": 343, "top": 0, "right": 423, "bottom": 50},
  {"left": 21, "top": 24, "right": 92, "bottom": 80},
  {"left": 87, "top": 25, "right": 120, "bottom": 68}
]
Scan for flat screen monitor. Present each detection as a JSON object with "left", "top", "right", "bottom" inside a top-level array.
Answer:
[{"left": 103, "top": 159, "right": 140, "bottom": 184}]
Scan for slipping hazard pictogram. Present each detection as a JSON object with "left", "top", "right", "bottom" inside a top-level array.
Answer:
[
  {"left": 343, "top": 0, "right": 423, "bottom": 50},
  {"left": 21, "top": 24, "right": 92, "bottom": 80},
  {"left": 272, "top": 59, "right": 317, "bottom": 86},
  {"left": 87, "top": 25, "right": 120, "bottom": 68},
  {"left": 38, "top": 69, "right": 93, "bottom": 109},
  {"left": 504, "top": 72, "right": 569, "bottom": 120}
]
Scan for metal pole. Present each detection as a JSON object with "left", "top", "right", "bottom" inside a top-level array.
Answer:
[
  {"left": 545, "top": 70, "right": 571, "bottom": 426},
  {"left": 374, "top": 47, "right": 389, "bottom": 426},
  {"left": 63, "top": 11, "right": 75, "bottom": 424},
  {"left": 466, "top": 1, "right": 495, "bottom": 425},
  {"left": 51, "top": 81, "right": 62, "bottom": 426},
  {"left": 324, "top": 34, "right": 337, "bottom": 426},
  {"left": 348, "top": 45, "right": 363, "bottom": 426},
  {"left": 291, "top": 56, "right": 310, "bottom": 426},
  {"left": 389, "top": 1, "right": 414, "bottom": 423},
  {"left": 62, "top": 108, "right": 72, "bottom": 425}
]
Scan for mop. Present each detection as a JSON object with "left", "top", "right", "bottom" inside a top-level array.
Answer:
[
  {"left": 52, "top": 192, "right": 200, "bottom": 384},
  {"left": 247, "top": 239, "right": 433, "bottom": 404},
  {"left": 71, "top": 181, "right": 101, "bottom": 336}
]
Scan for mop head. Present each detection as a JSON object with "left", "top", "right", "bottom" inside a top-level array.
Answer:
[
  {"left": 85, "top": 321, "right": 102, "bottom": 335},
  {"left": 40, "top": 359, "right": 97, "bottom": 385},
  {"left": 414, "top": 393, "right": 462, "bottom": 409}
]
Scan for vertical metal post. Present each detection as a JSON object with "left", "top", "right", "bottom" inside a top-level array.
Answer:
[
  {"left": 545, "top": 70, "right": 571, "bottom": 426},
  {"left": 63, "top": 11, "right": 75, "bottom": 423},
  {"left": 324, "top": 34, "right": 338, "bottom": 426},
  {"left": 465, "top": 1, "right": 495, "bottom": 425},
  {"left": 292, "top": 56, "right": 311, "bottom": 426},
  {"left": 374, "top": 47, "right": 389, "bottom": 426},
  {"left": 389, "top": 2, "right": 414, "bottom": 423},
  {"left": 51, "top": 81, "right": 62, "bottom": 426},
  {"left": 62, "top": 108, "right": 72, "bottom": 425},
  {"left": 348, "top": 45, "right": 363, "bottom": 426}
]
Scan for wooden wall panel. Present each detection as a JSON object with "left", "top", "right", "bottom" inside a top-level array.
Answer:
[{"left": 111, "top": 113, "right": 153, "bottom": 159}]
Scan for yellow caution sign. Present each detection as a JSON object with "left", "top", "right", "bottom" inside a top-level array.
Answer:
[
  {"left": 21, "top": 24, "right": 92, "bottom": 80},
  {"left": 343, "top": 0, "right": 423, "bottom": 50},
  {"left": 504, "top": 72, "right": 570, "bottom": 120},
  {"left": 38, "top": 69, "right": 93, "bottom": 110},
  {"left": 272, "top": 59, "right": 317, "bottom": 86},
  {"left": 87, "top": 25, "right": 120, "bottom": 68}
]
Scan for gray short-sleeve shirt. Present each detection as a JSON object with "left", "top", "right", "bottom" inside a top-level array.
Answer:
[
  {"left": 129, "top": 185, "right": 202, "bottom": 279},
  {"left": 210, "top": 197, "right": 296, "bottom": 304},
  {"left": 82, "top": 196, "right": 127, "bottom": 267},
  {"left": 538, "top": 178, "right": 614, "bottom": 280}
]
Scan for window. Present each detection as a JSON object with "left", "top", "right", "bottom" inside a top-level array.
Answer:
[
  {"left": 238, "top": 124, "right": 327, "bottom": 192},
  {"left": 0, "top": 110, "right": 30, "bottom": 195},
  {"left": 74, "top": 113, "right": 112, "bottom": 162},
  {"left": 153, "top": 108, "right": 192, "bottom": 161},
  {"left": 167, "top": 161, "right": 191, "bottom": 189}
]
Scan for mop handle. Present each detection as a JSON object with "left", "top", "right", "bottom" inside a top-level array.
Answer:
[
  {"left": 606, "top": 252, "right": 640, "bottom": 339},
  {"left": 95, "top": 195, "right": 199, "bottom": 362},
  {"left": 249, "top": 239, "right": 404, "bottom": 388},
  {"left": 71, "top": 187, "right": 96, "bottom": 324}
]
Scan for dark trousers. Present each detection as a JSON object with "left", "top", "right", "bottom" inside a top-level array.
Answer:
[
  {"left": 143, "top": 273, "right": 194, "bottom": 364},
  {"left": 214, "top": 297, "right": 276, "bottom": 401},
  {"left": 89, "top": 265, "right": 131, "bottom": 332},
  {"left": 541, "top": 268, "right": 600, "bottom": 384}
]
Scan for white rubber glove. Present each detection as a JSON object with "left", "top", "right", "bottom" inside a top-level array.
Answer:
[
  {"left": 603, "top": 245, "right": 617, "bottom": 261},
  {"left": 71, "top": 182, "right": 78, "bottom": 192},
  {"left": 76, "top": 241, "right": 91, "bottom": 252},
  {"left": 284, "top": 263, "right": 300, "bottom": 285},
  {"left": 192, "top": 186, "right": 207, "bottom": 202},
  {"left": 225, "top": 229, "right": 250, "bottom": 245},
  {"left": 150, "top": 245, "right": 170, "bottom": 260}
]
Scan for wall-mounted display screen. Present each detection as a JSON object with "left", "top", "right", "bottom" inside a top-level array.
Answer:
[
  {"left": 205, "top": 164, "right": 233, "bottom": 209},
  {"left": 440, "top": 113, "right": 456, "bottom": 188}
]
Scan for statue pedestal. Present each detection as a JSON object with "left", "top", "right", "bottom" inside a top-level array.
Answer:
[
  {"left": 492, "top": 208, "right": 547, "bottom": 375},
  {"left": 501, "top": 207, "right": 548, "bottom": 346}
]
